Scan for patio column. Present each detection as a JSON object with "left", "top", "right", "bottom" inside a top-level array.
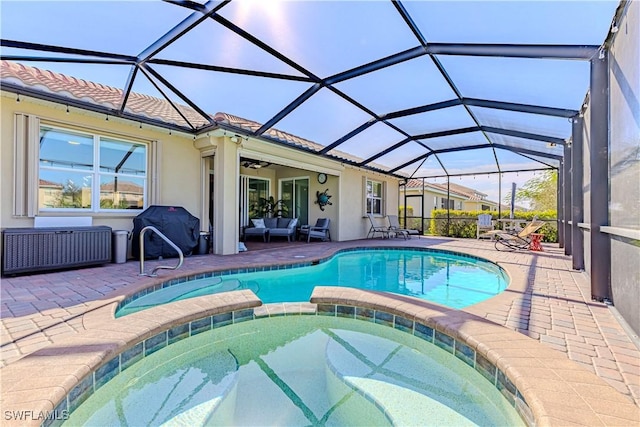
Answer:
[
  {"left": 558, "top": 160, "right": 564, "bottom": 248},
  {"left": 563, "top": 143, "right": 572, "bottom": 255},
  {"left": 589, "top": 51, "right": 611, "bottom": 302},
  {"left": 571, "top": 116, "right": 585, "bottom": 270},
  {"left": 212, "top": 136, "right": 240, "bottom": 255}
]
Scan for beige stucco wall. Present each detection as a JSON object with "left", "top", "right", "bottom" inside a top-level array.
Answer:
[
  {"left": 0, "top": 94, "right": 201, "bottom": 233},
  {"left": 1, "top": 92, "right": 404, "bottom": 256},
  {"left": 339, "top": 167, "right": 401, "bottom": 240}
]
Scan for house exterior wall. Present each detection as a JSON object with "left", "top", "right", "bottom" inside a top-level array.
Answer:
[
  {"left": 401, "top": 188, "right": 467, "bottom": 217},
  {"left": 339, "top": 168, "right": 400, "bottom": 241},
  {"left": 462, "top": 200, "right": 497, "bottom": 212},
  {"left": 1, "top": 93, "right": 403, "bottom": 258},
  {"left": 0, "top": 94, "right": 201, "bottom": 234}
]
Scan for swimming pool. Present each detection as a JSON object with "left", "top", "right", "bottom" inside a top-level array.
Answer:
[
  {"left": 117, "top": 248, "right": 508, "bottom": 317},
  {"left": 64, "top": 315, "right": 524, "bottom": 426}
]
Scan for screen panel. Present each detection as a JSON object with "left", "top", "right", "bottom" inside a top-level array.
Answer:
[
  {"left": 217, "top": 0, "right": 416, "bottom": 77},
  {"left": 274, "top": 88, "right": 373, "bottom": 147},
  {"left": 388, "top": 105, "right": 477, "bottom": 136}
]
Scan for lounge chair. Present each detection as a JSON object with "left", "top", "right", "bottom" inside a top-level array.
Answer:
[
  {"left": 387, "top": 215, "right": 420, "bottom": 239},
  {"left": 486, "top": 219, "right": 545, "bottom": 251},
  {"left": 367, "top": 214, "right": 391, "bottom": 239},
  {"left": 299, "top": 218, "right": 331, "bottom": 242},
  {"left": 476, "top": 214, "right": 494, "bottom": 239}
]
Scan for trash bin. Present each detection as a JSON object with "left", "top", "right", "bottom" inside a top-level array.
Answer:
[
  {"left": 198, "top": 231, "right": 210, "bottom": 255},
  {"left": 112, "top": 230, "right": 129, "bottom": 263}
]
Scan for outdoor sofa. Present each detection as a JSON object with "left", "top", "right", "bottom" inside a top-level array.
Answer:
[{"left": 243, "top": 217, "right": 298, "bottom": 242}]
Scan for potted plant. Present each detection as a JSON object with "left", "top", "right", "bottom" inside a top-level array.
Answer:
[{"left": 251, "top": 196, "right": 289, "bottom": 218}]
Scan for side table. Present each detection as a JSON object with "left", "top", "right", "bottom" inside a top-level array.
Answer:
[{"left": 529, "top": 233, "right": 544, "bottom": 251}]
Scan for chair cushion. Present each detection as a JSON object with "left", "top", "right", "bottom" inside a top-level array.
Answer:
[
  {"left": 245, "top": 227, "right": 268, "bottom": 235},
  {"left": 251, "top": 218, "right": 265, "bottom": 228}
]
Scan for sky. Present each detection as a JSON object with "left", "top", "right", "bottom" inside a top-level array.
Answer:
[{"left": 0, "top": 0, "right": 620, "bottom": 181}]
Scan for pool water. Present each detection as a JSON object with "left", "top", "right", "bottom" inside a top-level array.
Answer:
[
  {"left": 117, "top": 249, "right": 507, "bottom": 317},
  {"left": 64, "top": 316, "right": 524, "bottom": 426}
]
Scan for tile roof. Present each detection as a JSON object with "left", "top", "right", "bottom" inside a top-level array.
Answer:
[
  {"left": 1, "top": 60, "right": 209, "bottom": 128},
  {"left": 403, "top": 179, "right": 492, "bottom": 202},
  {"left": 3, "top": 61, "right": 396, "bottom": 174},
  {"left": 38, "top": 179, "right": 63, "bottom": 189},
  {"left": 100, "top": 181, "right": 143, "bottom": 193}
]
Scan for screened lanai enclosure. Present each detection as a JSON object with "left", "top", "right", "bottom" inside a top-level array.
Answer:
[{"left": 1, "top": 1, "right": 638, "bottom": 334}]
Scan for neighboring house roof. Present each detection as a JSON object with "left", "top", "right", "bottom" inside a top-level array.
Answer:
[
  {"left": 100, "top": 181, "right": 143, "bottom": 193},
  {"left": 38, "top": 179, "right": 63, "bottom": 189},
  {"left": 403, "top": 179, "right": 499, "bottom": 205},
  {"left": 2, "top": 60, "right": 393, "bottom": 174},
  {"left": 403, "top": 179, "right": 469, "bottom": 199}
]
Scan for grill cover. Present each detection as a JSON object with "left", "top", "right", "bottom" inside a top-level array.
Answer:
[{"left": 132, "top": 205, "right": 200, "bottom": 259}]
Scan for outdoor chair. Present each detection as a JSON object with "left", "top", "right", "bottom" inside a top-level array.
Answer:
[
  {"left": 367, "top": 214, "right": 391, "bottom": 239},
  {"left": 476, "top": 214, "right": 495, "bottom": 239},
  {"left": 485, "top": 219, "right": 545, "bottom": 251},
  {"left": 387, "top": 215, "right": 419, "bottom": 239},
  {"left": 299, "top": 218, "right": 331, "bottom": 242}
]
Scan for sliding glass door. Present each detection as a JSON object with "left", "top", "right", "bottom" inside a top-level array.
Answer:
[
  {"left": 240, "top": 176, "right": 269, "bottom": 227},
  {"left": 281, "top": 177, "right": 309, "bottom": 225}
]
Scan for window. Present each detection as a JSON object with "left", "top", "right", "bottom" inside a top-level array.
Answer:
[
  {"left": 366, "top": 179, "right": 383, "bottom": 215},
  {"left": 39, "top": 126, "right": 147, "bottom": 211},
  {"left": 481, "top": 204, "right": 491, "bottom": 211},
  {"left": 440, "top": 197, "right": 454, "bottom": 210}
]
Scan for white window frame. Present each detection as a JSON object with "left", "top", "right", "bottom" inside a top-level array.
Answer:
[
  {"left": 38, "top": 124, "right": 149, "bottom": 213},
  {"left": 365, "top": 178, "right": 385, "bottom": 216},
  {"left": 13, "top": 114, "right": 159, "bottom": 217}
]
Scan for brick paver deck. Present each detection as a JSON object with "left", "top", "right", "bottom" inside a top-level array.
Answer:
[{"left": 1, "top": 236, "right": 638, "bottom": 419}]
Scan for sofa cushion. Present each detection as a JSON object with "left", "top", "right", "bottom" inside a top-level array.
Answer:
[
  {"left": 277, "top": 217, "right": 292, "bottom": 228},
  {"left": 251, "top": 218, "right": 265, "bottom": 228},
  {"left": 264, "top": 217, "right": 278, "bottom": 228},
  {"left": 270, "top": 227, "right": 295, "bottom": 236}
]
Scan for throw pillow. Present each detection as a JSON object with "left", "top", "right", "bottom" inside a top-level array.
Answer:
[
  {"left": 251, "top": 218, "right": 265, "bottom": 228},
  {"left": 287, "top": 218, "right": 298, "bottom": 229}
]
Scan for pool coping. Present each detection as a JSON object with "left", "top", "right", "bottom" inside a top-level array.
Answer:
[{"left": 1, "top": 244, "right": 639, "bottom": 426}]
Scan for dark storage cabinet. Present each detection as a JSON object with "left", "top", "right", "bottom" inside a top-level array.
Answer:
[{"left": 1, "top": 226, "right": 112, "bottom": 275}]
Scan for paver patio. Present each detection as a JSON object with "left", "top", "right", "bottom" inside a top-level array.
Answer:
[{"left": 1, "top": 236, "right": 639, "bottom": 421}]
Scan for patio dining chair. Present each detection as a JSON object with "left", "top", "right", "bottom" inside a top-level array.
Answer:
[
  {"left": 485, "top": 219, "right": 545, "bottom": 251},
  {"left": 476, "top": 214, "right": 494, "bottom": 239},
  {"left": 387, "top": 215, "right": 419, "bottom": 239},
  {"left": 299, "top": 218, "right": 331, "bottom": 242}
]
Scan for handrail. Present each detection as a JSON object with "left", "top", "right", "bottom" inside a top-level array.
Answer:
[{"left": 139, "top": 226, "right": 184, "bottom": 277}]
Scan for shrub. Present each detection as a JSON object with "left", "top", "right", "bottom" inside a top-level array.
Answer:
[{"left": 429, "top": 210, "right": 558, "bottom": 242}]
